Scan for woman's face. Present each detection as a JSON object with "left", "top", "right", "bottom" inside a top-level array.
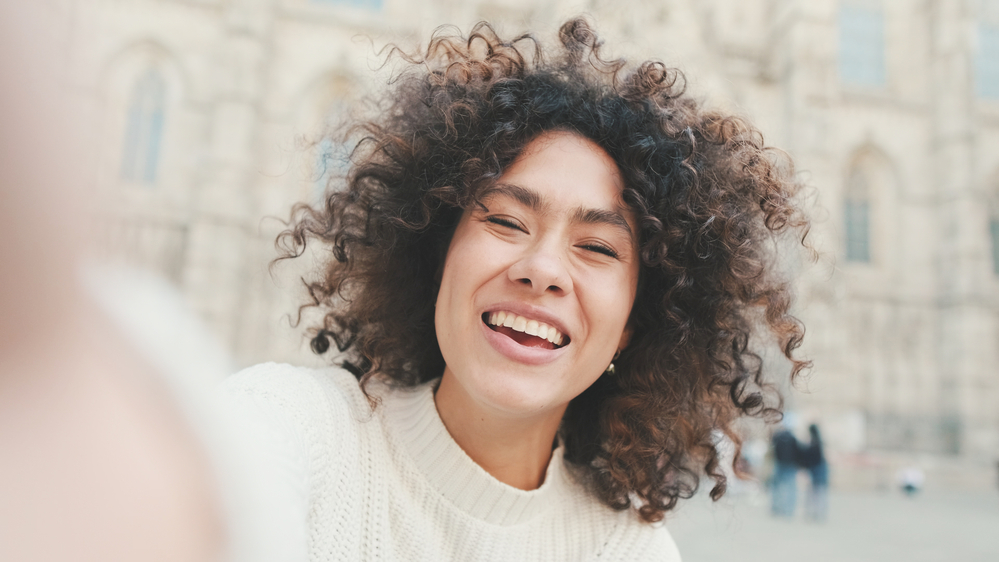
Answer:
[{"left": 434, "top": 131, "right": 640, "bottom": 420}]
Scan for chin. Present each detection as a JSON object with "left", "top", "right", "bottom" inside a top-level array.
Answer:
[{"left": 465, "top": 367, "right": 579, "bottom": 417}]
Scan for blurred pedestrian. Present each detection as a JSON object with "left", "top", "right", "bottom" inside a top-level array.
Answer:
[
  {"left": 800, "top": 423, "right": 829, "bottom": 521},
  {"left": 770, "top": 418, "right": 801, "bottom": 517},
  {"left": 898, "top": 466, "right": 924, "bottom": 497}
]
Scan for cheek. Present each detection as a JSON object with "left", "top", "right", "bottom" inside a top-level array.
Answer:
[
  {"left": 442, "top": 224, "right": 515, "bottom": 288},
  {"left": 436, "top": 221, "right": 475, "bottom": 296},
  {"left": 437, "top": 244, "right": 476, "bottom": 301},
  {"left": 434, "top": 269, "right": 466, "bottom": 366},
  {"left": 616, "top": 261, "right": 640, "bottom": 312},
  {"left": 584, "top": 275, "right": 637, "bottom": 352},
  {"left": 435, "top": 229, "right": 490, "bottom": 330},
  {"left": 583, "top": 268, "right": 638, "bottom": 321}
]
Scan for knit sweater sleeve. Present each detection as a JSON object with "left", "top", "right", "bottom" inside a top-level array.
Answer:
[{"left": 219, "top": 362, "right": 366, "bottom": 562}]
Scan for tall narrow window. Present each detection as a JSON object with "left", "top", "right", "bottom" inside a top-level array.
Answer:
[
  {"left": 845, "top": 167, "right": 872, "bottom": 263},
  {"left": 989, "top": 187, "right": 999, "bottom": 276},
  {"left": 978, "top": 18, "right": 999, "bottom": 98},
  {"left": 121, "top": 69, "right": 166, "bottom": 185},
  {"left": 839, "top": 0, "right": 886, "bottom": 87},
  {"left": 990, "top": 209, "right": 999, "bottom": 275}
]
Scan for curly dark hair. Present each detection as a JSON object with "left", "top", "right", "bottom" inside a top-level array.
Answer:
[{"left": 277, "top": 18, "right": 810, "bottom": 523}]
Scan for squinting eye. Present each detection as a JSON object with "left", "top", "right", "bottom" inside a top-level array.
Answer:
[
  {"left": 582, "top": 244, "right": 619, "bottom": 259},
  {"left": 486, "top": 216, "right": 524, "bottom": 231}
]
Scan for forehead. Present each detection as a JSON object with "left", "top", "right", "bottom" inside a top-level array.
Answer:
[{"left": 489, "top": 131, "right": 628, "bottom": 213}]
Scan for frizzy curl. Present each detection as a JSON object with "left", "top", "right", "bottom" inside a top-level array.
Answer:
[{"left": 276, "top": 17, "right": 810, "bottom": 523}]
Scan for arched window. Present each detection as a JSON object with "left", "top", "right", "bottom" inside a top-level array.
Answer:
[
  {"left": 990, "top": 190, "right": 999, "bottom": 275},
  {"left": 977, "top": 1, "right": 999, "bottom": 99},
  {"left": 839, "top": 0, "right": 886, "bottom": 87},
  {"left": 990, "top": 215, "right": 999, "bottom": 275},
  {"left": 845, "top": 165, "right": 872, "bottom": 263},
  {"left": 120, "top": 69, "right": 166, "bottom": 185},
  {"left": 302, "top": 73, "right": 356, "bottom": 203},
  {"left": 313, "top": 136, "right": 352, "bottom": 203}
]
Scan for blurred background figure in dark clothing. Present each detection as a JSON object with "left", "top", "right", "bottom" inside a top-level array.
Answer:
[
  {"left": 898, "top": 466, "right": 925, "bottom": 497},
  {"left": 800, "top": 423, "right": 829, "bottom": 522},
  {"left": 771, "top": 417, "right": 801, "bottom": 517}
]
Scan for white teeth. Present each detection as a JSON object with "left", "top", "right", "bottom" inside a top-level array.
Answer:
[{"left": 486, "top": 311, "right": 565, "bottom": 347}]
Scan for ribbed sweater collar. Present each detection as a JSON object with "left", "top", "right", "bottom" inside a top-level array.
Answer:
[{"left": 380, "top": 380, "right": 570, "bottom": 526}]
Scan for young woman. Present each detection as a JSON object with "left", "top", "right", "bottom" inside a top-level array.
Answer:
[{"left": 223, "top": 18, "right": 810, "bottom": 561}]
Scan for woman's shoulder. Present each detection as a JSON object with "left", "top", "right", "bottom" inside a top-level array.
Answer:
[
  {"left": 560, "top": 470, "right": 682, "bottom": 561},
  {"left": 633, "top": 520, "right": 682, "bottom": 562},
  {"left": 216, "top": 363, "right": 369, "bottom": 562},
  {"left": 224, "top": 361, "right": 365, "bottom": 407},
  {"left": 602, "top": 511, "right": 682, "bottom": 562},
  {"left": 563, "top": 483, "right": 681, "bottom": 562},
  {"left": 220, "top": 362, "right": 372, "bottom": 437}
]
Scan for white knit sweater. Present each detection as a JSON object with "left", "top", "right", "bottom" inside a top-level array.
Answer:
[{"left": 222, "top": 363, "right": 682, "bottom": 561}]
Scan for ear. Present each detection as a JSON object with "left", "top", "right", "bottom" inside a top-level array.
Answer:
[{"left": 617, "top": 324, "right": 633, "bottom": 352}]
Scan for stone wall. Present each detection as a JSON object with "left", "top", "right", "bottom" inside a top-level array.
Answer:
[{"left": 69, "top": 0, "right": 999, "bottom": 472}]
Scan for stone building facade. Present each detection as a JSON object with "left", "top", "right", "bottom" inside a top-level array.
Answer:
[{"left": 67, "top": 0, "right": 999, "bottom": 477}]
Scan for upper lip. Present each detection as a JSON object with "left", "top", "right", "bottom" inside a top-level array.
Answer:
[{"left": 481, "top": 301, "right": 572, "bottom": 342}]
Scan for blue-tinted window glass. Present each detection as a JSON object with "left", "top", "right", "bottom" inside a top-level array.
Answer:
[
  {"left": 311, "top": 0, "right": 382, "bottom": 9},
  {"left": 313, "top": 138, "right": 351, "bottom": 203},
  {"left": 845, "top": 167, "right": 872, "bottom": 263},
  {"left": 990, "top": 218, "right": 999, "bottom": 275},
  {"left": 121, "top": 70, "right": 166, "bottom": 185},
  {"left": 977, "top": 23, "right": 999, "bottom": 99},
  {"left": 845, "top": 200, "right": 871, "bottom": 262},
  {"left": 839, "top": 2, "right": 886, "bottom": 87}
]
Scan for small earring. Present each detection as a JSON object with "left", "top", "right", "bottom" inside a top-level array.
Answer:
[{"left": 605, "top": 350, "right": 622, "bottom": 375}]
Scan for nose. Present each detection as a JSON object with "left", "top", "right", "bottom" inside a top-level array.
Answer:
[{"left": 507, "top": 243, "right": 574, "bottom": 296}]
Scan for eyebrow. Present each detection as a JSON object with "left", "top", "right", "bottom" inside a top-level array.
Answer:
[
  {"left": 482, "top": 183, "right": 545, "bottom": 211},
  {"left": 482, "top": 182, "right": 634, "bottom": 238},
  {"left": 571, "top": 207, "right": 634, "bottom": 238}
]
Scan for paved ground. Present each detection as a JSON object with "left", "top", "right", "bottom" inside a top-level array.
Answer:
[{"left": 666, "top": 487, "right": 999, "bottom": 562}]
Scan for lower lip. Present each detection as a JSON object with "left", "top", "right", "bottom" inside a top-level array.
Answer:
[{"left": 480, "top": 320, "right": 567, "bottom": 366}]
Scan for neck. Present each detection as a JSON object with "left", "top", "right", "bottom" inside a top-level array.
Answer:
[{"left": 434, "top": 372, "right": 565, "bottom": 491}]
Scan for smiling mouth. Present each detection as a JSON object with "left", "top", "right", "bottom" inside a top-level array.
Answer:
[{"left": 483, "top": 311, "right": 569, "bottom": 350}]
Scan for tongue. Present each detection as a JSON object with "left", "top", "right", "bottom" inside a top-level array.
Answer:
[{"left": 493, "top": 325, "right": 556, "bottom": 350}]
